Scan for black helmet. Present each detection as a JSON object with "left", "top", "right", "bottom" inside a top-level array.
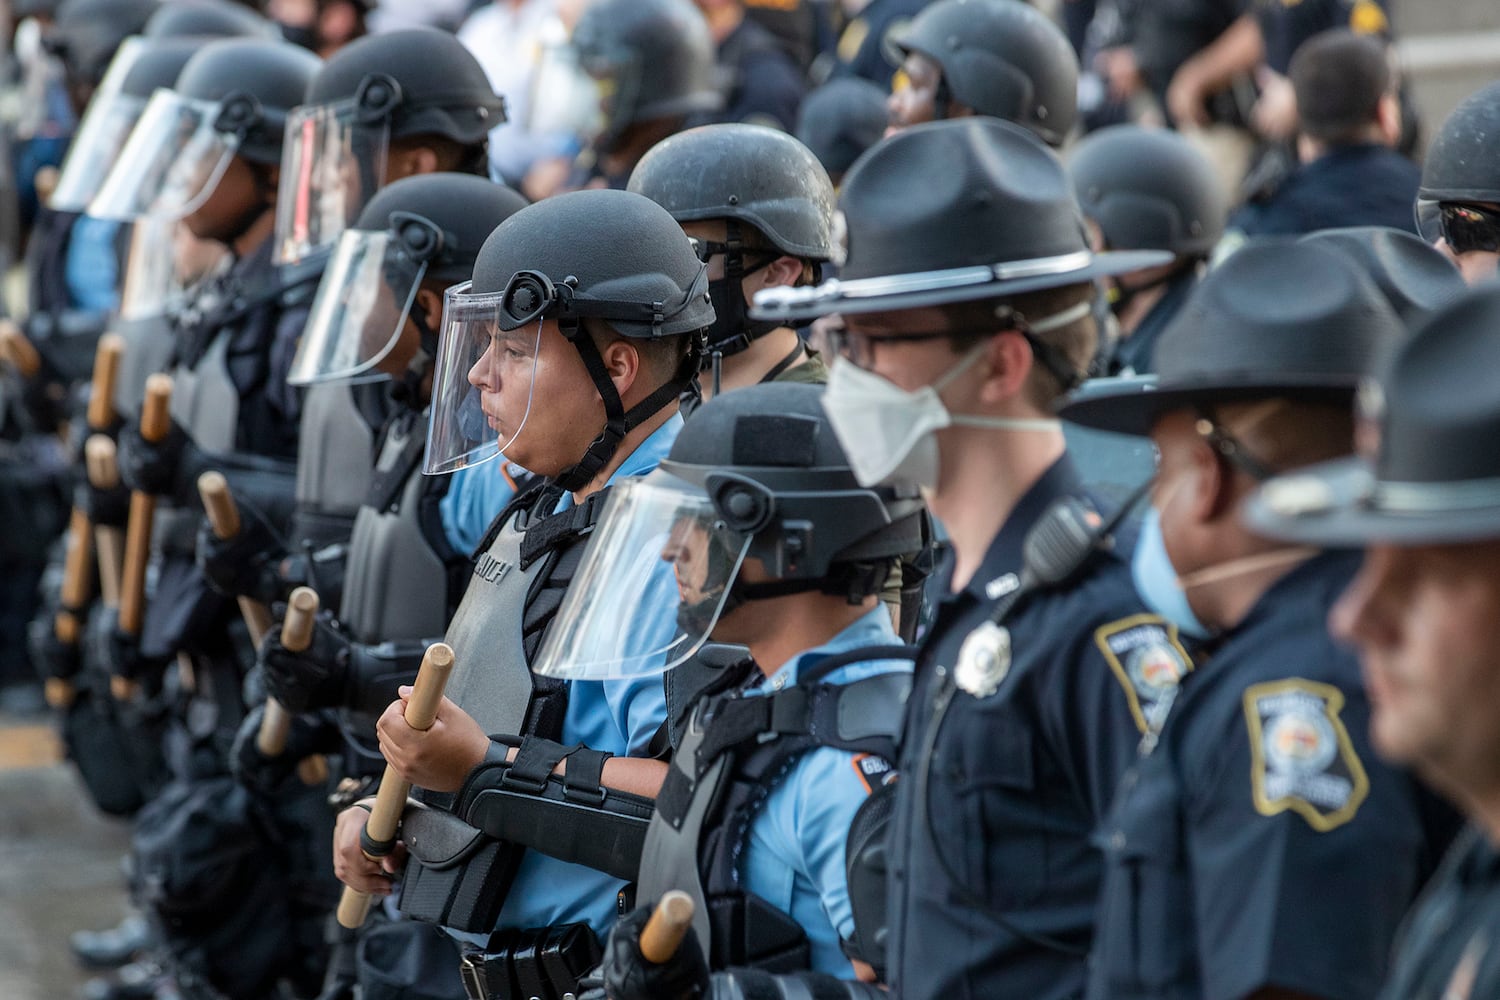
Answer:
[
  {"left": 176, "top": 39, "right": 322, "bottom": 164},
  {"left": 572, "top": 0, "right": 723, "bottom": 138},
  {"left": 1069, "top": 125, "right": 1225, "bottom": 258},
  {"left": 1418, "top": 81, "right": 1500, "bottom": 206},
  {"left": 629, "top": 124, "right": 837, "bottom": 261},
  {"left": 143, "top": 0, "right": 278, "bottom": 40},
  {"left": 754, "top": 118, "right": 1168, "bottom": 323},
  {"left": 890, "top": 0, "right": 1078, "bottom": 147},
  {"left": 661, "top": 381, "right": 927, "bottom": 596},
  {"left": 303, "top": 28, "right": 506, "bottom": 145},
  {"left": 117, "top": 36, "right": 201, "bottom": 98},
  {"left": 353, "top": 174, "right": 529, "bottom": 286},
  {"left": 796, "top": 77, "right": 889, "bottom": 181},
  {"left": 47, "top": 0, "right": 157, "bottom": 87}
]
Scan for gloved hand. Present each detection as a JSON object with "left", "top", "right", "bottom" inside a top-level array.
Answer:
[
  {"left": 84, "top": 605, "right": 165, "bottom": 687},
  {"left": 231, "top": 702, "right": 338, "bottom": 798},
  {"left": 76, "top": 476, "right": 130, "bottom": 529},
  {"left": 259, "top": 611, "right": 352, "bottom": 713},
  {"left": 601, "top": 904, "right": 710, "bottom": 1000},
  {"left": 117, "top": 419, "right": 201, "bottom": 499},
  {"left": 195, "top": 500, "right": 289, "bottom": 606},
  {"left": 28, "top": 613, "right": 81, "bottom": 681}
]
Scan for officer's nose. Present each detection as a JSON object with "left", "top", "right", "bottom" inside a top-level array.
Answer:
[{"left": 1328, "top": 547, "right": 1393, "bottom": 650}]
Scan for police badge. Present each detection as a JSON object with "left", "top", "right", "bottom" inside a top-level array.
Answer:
[{"left": 954, "top": 621, "right": 1011, "bottom": 698}]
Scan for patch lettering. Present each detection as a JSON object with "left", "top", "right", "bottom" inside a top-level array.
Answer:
[
  {"left": 1095, "top": 615, "right": 1192, "bottom": 733},
  {"left": 473, "top": 552, "right": 513, "bottom": 586},
  {"left": 1244, "top": 679, "right": 1369, "bottom": 832},
  {"left": 851, "top": 753, "right": 896, "bottom": 796}
]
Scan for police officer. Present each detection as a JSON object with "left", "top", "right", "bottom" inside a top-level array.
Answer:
[
  {"left": 695, "top": 0, "right": 806, "bottom": 132},
  {"left": 830, "top": 0, "right": 927, "bottom": 87},
  {"left": 752, "top": 117, "right": 1190, "bottom": 1000},
  {"left": 1414, "top": 80, "right": 1500, "bottom": 286},
  {"left": 558, "top": 0, "right": 725, "bottom": 193},
  {"left": 1069, "top": 124, "right": 1225, "bottom": 375},
  {"left": 521, "top": 382, "right": 923, "bottom": 989},
  {"left": 884, "top": 0, "right": 1078, "bottom": 148},
  {"left": 1246, "top": 283, "right": 1500, "bottom": 1000},
  {"left": 332, "top": 189, "right": 712, "bottom": 998},
  {"left": 628, "top": 124, "right": 835, "bottom": 400},
  {"left": 1059, "top": 240, "right": 1460, "bottom": 1000}
]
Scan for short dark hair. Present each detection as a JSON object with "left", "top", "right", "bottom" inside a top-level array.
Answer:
[
  {"left": 1290, "top": 30, "right": 1391, "bottom": 144},
  {"left": 942, "top": 281, "right": 1097, "bottom": 409},
  {"left": 584, "top": 318, "right": 695, "bottom": 386}
]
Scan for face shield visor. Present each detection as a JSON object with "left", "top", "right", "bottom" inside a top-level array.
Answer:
[
  {"left": 274, "top": 79, "right": 397, "bottom": 266},
  {"left": 51, "top": 90, "right": 149, "bottom": 212},
  {"left": 287, "top": 213, "right": 444, "bottom": 386},
  {"left": 531, "top": 470, "right": 755, "bottom": 681},
  {"left": 121, "top": 215, "right": 233, "bottom": 320},
  {"left": 88, "top": 88, "right": 249, "bottom": 222},
  {"left": 423, "top": 279, "right": 545, "bottom": 475}
]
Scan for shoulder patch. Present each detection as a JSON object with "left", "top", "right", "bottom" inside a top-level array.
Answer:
[
  {"left": 850, "top": 753, "right": 896, "bottom": 796},
  {"left": 1243, "top": 679, "right": 1369, "bottom": 832},
  {"left": 1095, "top": 615, "right": 1193, "bottom": 734}
]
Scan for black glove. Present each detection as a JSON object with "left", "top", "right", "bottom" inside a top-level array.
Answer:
[
  {"left": 259, "top": 610, "right": 352, "bottom": 713},
  {"left": 195, "top": 500, "right": 289, "bottom": 606},
  {"left": 230, "top": 702, "right": 338, "bottom": 798},
  {"left": 76, "top": 476, "right": 130, "bottom": 528},
  {"left": 28, "top": 612, "right": 80, "bottom": 681},
  {"left": 83, "top": 605, "right": 165, "bottom": 687},
  {"left": 117, "top": 419, "right": 201, "bottom": 499},
  {"left": 602, "top": 905, "right": 709, "bottom": 1000}
]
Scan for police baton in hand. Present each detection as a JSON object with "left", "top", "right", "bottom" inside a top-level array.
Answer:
[
  {"left": 114, "top": 373, "right": 172, "bottom": 701},
  {"left": 336, "top": 642, "right": 456, "bottom": 929},
  {"left": 263, "top": 586, "right": 330, "bottom": 785},
  {"left": 84, "top": 333, "right": 127, "bottom": 608},
  {"left": 198, "top": 471, "right": 277, "bottom": 646},
  {"left": 0, "top": 319, "right": 40, "bottom": 379},
  {"left": 641, "top": 891, "right": 696, "bottom": 964}
]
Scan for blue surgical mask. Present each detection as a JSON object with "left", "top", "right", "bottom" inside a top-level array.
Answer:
[{"left": 1131, "top": 507, "right": 1212, "bottom": 639}]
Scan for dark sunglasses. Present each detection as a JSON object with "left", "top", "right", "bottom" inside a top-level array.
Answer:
[{"left": 1416, "top": 201, "right": 1500, "bottom": 255}]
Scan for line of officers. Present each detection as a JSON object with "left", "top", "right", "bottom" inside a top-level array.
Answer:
[{"left": 11, "top": 3, "right": 1500, "bottom": 1000}]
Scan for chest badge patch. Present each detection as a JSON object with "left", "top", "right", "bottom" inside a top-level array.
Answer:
[
  {"left": 1095, "top": 615, "right": 1193, "bottom": 734},
  {"left": 955, "top": 621, "right": 1011, "bottom": 699},
  {"left": 1244, "top": 679, "right": 1369, "bottom": 832}
]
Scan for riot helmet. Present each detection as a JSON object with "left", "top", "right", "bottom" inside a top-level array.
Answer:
[
  {"left": 888, "top": 0, "right": 1078, "bottom": 147},
  {"left": 1415, "top": 81, "right": 1500, "bottom": 247},
  {"left": 425, "top": 188, "right": 714, "bottom": 485},
  {"left": 143, "top": 0, "right": 278, "bottom": 40},
  {"left": 796, "top": 77, "right": 889, "bottom": 184},
  {"left": 90, "top": 38, "right": 321, "bottom": 221},
  {"left": 628, "top": 123, "right": 836, "bottom": 355},
  {"left": 569, "top": 0, "right": 723, "bottom": 150},
  {"left": 289, "top": 173, "right": 528, "bottom": 388},
  {"left": 1069, "top": 125, "right": 1225, "bottom": 259},
  {"left": 46, "top": 0, "right": 156, "bottom": 104},
  {"left": 274, "top": 28, "right": 508, "bottom": 266},
  {"left": 533, "top": 381, "right": 927, "bottom": 680}
]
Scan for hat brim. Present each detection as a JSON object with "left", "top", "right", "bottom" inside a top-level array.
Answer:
[
  {"left": 750, "top": 249, "right": 1172, "bottom": 324},
  {"left": 1057, "top": 374, "right": 1362, "bottom": 437},
  {"left": 1244, "top": 457, "right": 1500, "bottom": 546}
]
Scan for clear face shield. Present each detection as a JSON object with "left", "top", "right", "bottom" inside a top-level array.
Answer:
[
  {"left": 50, "top": 91, "right": 149, "bottom": 212},
  {"left": 531, "top": 471, "right": 755, "bottom": 681},
  {"left": 422, "top": 279, "right": 545, "bottom": 475},
  {"left": 273, "top": 78, "right": 397, "bottom": 266},
  {"left": 119, "top": 216, "right": 228, "bottom": 320},
  {"left": 287, "top": 213, "right": 443, "bottom": 386}
]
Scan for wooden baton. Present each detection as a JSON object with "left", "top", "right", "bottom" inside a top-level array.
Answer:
[
  {"left": 260, "top": 586, "right": 317, "bottom": 755},
  {"left": 640, "top": 891, "right": 696, "bottom": 965},
  {"left": 197, "top": 471, "right": 277, "bottom": 647},
  {"left": 0, "top": 320, "right": 40, "bottom": 379},
  {"left": 87, "top": 333, "right": 125, "bottom": 431},
  {"left": 114, "top": 374, "right": 172, "bottom": 701},
  {"left": 336, "top": 642, "right": 456, "bottom": 929},
  {"left": 86, "top": 436, "right": 124, "bottom": 609}
]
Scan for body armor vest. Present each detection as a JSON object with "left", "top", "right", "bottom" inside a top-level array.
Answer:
[
  {"left": 115, "top": 313, "right": 178, "bottom": 420},
  {"left": 639, "top": 651, "right": 912, "bottom": 973},
  {"left": 291, "top": 381, "right": 379, "bottom": 551}
]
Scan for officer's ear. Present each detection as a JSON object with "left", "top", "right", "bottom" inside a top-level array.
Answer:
[
  {"left": 1375, "top": 92, "right": 1402, "bottom": 147},
  {"left": 755, "top": 255, "right": 806, "bottom": 291},
  {"left": 975, "top": 329, "right": 1035, "bottom": 408},
  {"left": 1185, "top": 429, "right": 1237, "bottom": 525},
  {"left": 413, "top": 286, "right": 443, "bottom": 332},
  {"left": 598, "top": 335, "right": 644, "bottom": 402}
]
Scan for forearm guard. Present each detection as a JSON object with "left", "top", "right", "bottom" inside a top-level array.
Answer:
[{"left": 456, "top": 736, "right": 655, "bottom": 882}]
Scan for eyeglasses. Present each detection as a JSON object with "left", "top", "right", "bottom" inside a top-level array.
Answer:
[
  {"left": 1416, "top": 201, "right": 1500, "bottom": 255},
  {"left": 827, "top": 314, "right": 1083, "bottom": 390}
]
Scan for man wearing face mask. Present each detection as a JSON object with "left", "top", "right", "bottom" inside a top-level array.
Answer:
[
  {"left": 1058, "top": 239, "right": 1461, "bottom": 1000},
  {"left": 627, "top": 123, "right": 835, "bottom": 404},
  {"left": 753, "top": 116, "right": 1193, "bottom": 1000}
]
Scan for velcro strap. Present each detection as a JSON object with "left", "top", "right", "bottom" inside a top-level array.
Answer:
[
  {"left": 518, "top": 485, "right": 612, "bottom": 569},
  {"left": 696, "top": 688, "right": 814, "bottom": 767},
  {"left": 655, "top": 765, "right": 695, "bottom": 830},
  {"left": 561, "top": 746, "right": 612, "bottom": 805},
  {"left": 503, "top": 736, "right": 571, "bottom": 793}
]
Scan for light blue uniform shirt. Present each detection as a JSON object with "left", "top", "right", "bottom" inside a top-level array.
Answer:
[
  {"left": 440, "top": 459, "right": 526, "bottom": 555},
  {"left": 66, "top": 215, "right": 120, "bottom": 313},
  {"left": 740, "top": 606, "right": 911, "bottom": 977},
  {"left": 490, "top": 415, "right": 682, "bottom": 937}
]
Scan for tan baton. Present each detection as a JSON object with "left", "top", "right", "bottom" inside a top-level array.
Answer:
[
  {"left": 258, "top": 586, "right": 317, "bottom": 754},
  {"left": 87, "top": 436, "right": 124, "bottom": 609},
  {"left": 337, "top": 642, "right": 456, "bottom": 929},
  {"left": 114, "top": 374, "right": 172, "bottom": 700},
  {"left": 87, "top": 332, "right": 125, "bottom": 431},
  {"left": 197, "top": 471, "right": 277, "bottom": 647},
  {"left": 34, "top": 165, "right": 59, "bottom": 206},
  {"left": 641, "top": 891, "right": 696, "bottom": 964},
  {"left": 47, "top": 503, "right": 93, "bottom": 709},
  {"left": 0, "top": 320, "right": 40, "bottom": 379}
]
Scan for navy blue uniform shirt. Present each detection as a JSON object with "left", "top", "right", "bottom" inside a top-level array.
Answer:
[
  {"left": 1089, "top": 550, "right": 1459, "bottom": 1000},
  {"left": 887, "top": 456, "right": 1193, "bottom": 1000},
  {"left": 1380, "top": 826, "right": 1500, "bottom": 1000},
  {"left": 1109, "top": 266, "right": 1201, "bottom": 376},
  {"left": 1230, "top": 144, "right": 1421, "bottom": 239}
]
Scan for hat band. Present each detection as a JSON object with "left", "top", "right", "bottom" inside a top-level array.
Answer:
[
  {"left": 1372, "top": 476, "right": 1500, "bottom": 513},
  {"left": 756, "top": 249, "right": 1094, "bottom": 311}
]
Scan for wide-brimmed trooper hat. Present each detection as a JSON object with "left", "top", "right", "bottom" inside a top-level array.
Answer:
[
  {"left": 1298, "top": 226, "right": 1465, "bottom": 325},
  {"left": 1246, "top": 284, "right": 1500, "bottom": 545},
  {"left": 749, "top": 117, "right": 1169, "bottom": 324},
  {"left": 1058, "top": 239, "right": 1404, "bottom": 436}
]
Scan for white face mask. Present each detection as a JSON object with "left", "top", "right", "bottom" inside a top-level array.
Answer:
[{"left": 823, "top": 341, "right": 1063, "bottom": 489}]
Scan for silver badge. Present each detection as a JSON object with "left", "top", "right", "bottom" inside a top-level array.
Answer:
[{"left": 954, "top": 621, "right": 1011, "bottom": 698}]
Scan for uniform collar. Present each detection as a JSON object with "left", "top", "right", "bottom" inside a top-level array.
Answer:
[
  {"left": 950, "top": 454, "right": 1084, "bottom": 602},
  {"left": 555, "top": 413, "right": 684, "bottom": 512},
  {"left": 758, "top": 606, "right": 901, "bottom": 692}
]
